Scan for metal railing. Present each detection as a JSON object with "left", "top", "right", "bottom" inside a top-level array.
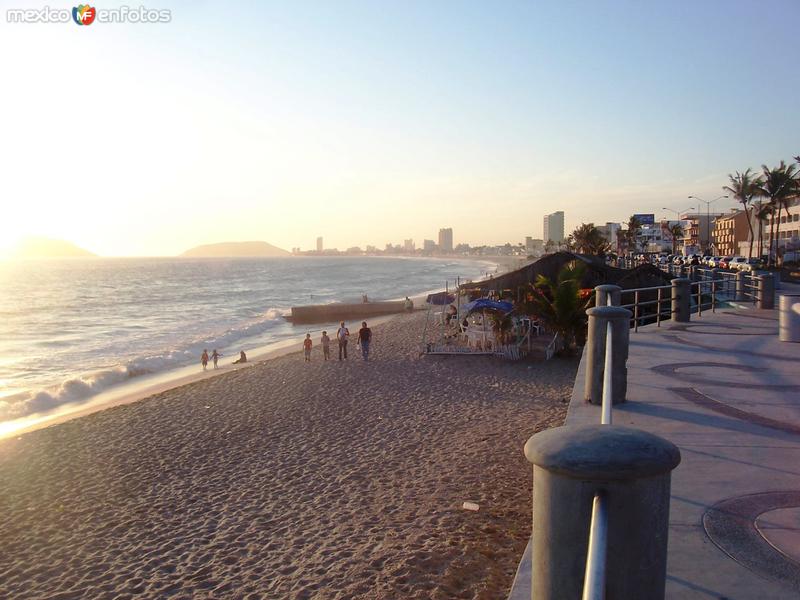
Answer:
[
  {"left": 618, "top": 284, "right": 672, "bottom": 332},
  {"left": 612, "top": 268, "right": 765, "bottom": 332},
  {"left": 582, "top": 303, "right": 615, "bottom": 599},
  {"left": 582, "top": 492, "right": 609, "bottom": 600}
]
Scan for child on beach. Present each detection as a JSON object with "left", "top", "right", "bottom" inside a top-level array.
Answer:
[
  {"left": 321, "top": 331, "right": 331, "bottom": 361},
  {"left": 211, "top": 349, "right": 221, "bottom": 369},
  {"left": 303, "top": 334, "right": 313, "bottom": 362},
  {"left": 201, "top": 349, "right": 209, "bottom": 371}
]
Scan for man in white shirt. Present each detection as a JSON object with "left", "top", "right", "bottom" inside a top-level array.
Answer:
[{"left": 336, "top": 321, "right": 350, "bottom": 360}]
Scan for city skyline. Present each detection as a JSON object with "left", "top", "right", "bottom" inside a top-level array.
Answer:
[{"left": 1, "top": 2, "right": 797, "bottom": 256}]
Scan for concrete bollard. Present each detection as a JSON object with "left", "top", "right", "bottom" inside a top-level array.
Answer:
[
  {"left": 757, "top": 274, "right": 775, "bottom": 309},
  {"left": 584, "top": 306, "right": 631, "bottom": 405},
  {"left": 524, "top": 425, "right": 681, "bottom": 600},
  {"left": 778, "top": 295, "right": 800, "bottom": 342},
  {"left": 595, "top": 284, "right": 622, "bottom": 307},
  {"left": 671, "top": 278, "right": 690, "bottom": 322},
  {"left": 735, "top": 270, "right": 746, "bottom": 302}
]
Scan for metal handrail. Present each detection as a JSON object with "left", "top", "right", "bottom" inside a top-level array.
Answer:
[
  {"left": 582, "top": 492, "right": 609, "bottom": 600},
  {"left": 581, "top": 304, "right": 614, "bottom": 599},
  {"left": 601, "top": 321, "right": 613, "bottom": 425},
  {"left": 619, "top": 284, "right": 671, "bottom": 294}
]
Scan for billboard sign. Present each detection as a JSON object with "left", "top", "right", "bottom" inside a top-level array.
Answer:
[{"left": 633, "top": 213, "right": 655, "bottom": 225}]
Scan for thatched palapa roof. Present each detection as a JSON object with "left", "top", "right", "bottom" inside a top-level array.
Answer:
[{"left": 460, "top": 252, "right": 672, "bottom": 293}]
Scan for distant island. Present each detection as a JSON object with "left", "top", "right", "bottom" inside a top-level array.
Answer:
[
  {"left": 11, "top": 237, "right": 96, "bottom": 258},
  {"left": 181, "top": 241, "right": 290, "bottom": 258}
]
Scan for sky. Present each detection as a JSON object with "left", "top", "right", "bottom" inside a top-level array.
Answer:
[{"left": 0, "top": 0, "right": 798, "bottom": 256}]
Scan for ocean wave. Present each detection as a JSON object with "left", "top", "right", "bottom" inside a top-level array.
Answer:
[{"left": 0, "top": 307, "right": 291, "bottom": 421}]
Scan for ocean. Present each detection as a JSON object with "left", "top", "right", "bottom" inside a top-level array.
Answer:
[{"left": 0, "top": 256, "right": 493, "bottom": 424}]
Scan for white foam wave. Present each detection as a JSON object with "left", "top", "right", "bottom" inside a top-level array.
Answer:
[{"left": 0, "top": 308, "right": 291, "bottom": 421}]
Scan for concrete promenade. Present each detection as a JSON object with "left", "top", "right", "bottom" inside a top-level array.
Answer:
[{"left": 510, "top": 298, "right": 800, "bottom": 599}]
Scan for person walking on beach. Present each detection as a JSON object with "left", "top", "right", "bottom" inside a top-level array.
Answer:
[
  {"left": 211, "top": 349, "right": 221, "bottom": 369},
  {"left": 201, "top": 349, "right": 209, "bottom": 371},
  {"left": 336, "top": 322, "right": 350, "bottom": 360},
  {"left": 358, "top": 321, "right": 372, "bottom": 361},
  {"left": 303, "top": 334, "right": 313, "bottom": 362},
  {"left": 321, "top": 331, "right": 331, "bottom": 361},
  {"left": 404, "top": 296, "right": 413, "bottom": 312}
]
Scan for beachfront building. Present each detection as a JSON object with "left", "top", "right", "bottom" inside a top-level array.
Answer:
[
  {"left": 634, "top": 221, "right": 674, "bottom": 253},
  {"left": 543, "top": 211, "right": 565, "bottom": 244},
  {"left": 403, "top": 239, "right": 415, "bottom": 252},
  {"left": 712, "top": 210, "right": 750, "bottom": 257},
  {"left": 423, "top": 239, "right": 436, "bottom": 253},
  {"left": 316, "top": 237, "right": 323, "bottom": 252},
  {"left": 438, "top": 228, "right": 453, "bottom": 252},
  {"left": 678, "top": 211, "right": 723, "bottom": 254},
  {"left": 767, "top": 196, "right": 800, "bottom": 257},
  {"left": 525, "top": 237, "right": 544, "bottom": 256}
]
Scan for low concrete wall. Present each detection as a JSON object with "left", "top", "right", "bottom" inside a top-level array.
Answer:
[{"left": 289, "top": 301, "right": 408, "bottom": 324}]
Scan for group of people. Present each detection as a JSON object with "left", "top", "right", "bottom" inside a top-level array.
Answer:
[
  {"left": 304, "top": 321, "right": 372, "bottom": 362},
  {"left": 201, "top": 349, "right": 247, "bottom": 370}
]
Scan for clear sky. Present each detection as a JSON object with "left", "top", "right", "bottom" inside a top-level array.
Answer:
[{"left": 1, "top": 0, "right": 797, "bottom": 256}]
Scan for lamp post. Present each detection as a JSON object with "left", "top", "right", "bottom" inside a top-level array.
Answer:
[{"left": 688, "top": 195, "right": 728, "bottom": 254}]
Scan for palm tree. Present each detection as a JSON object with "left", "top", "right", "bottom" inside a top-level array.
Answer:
[
  {"left": 754, "top": 202, "right": 772, "bottom": 261},
  {"left": 624, "top": 216, "right": 642, "bottom": 256},
  {"left": 568, "top": 223, "right": 610, "bottom": 255},
  {"left": 723, "top": 168, "right": 763, "bottom": 259},
  {"left": 759, "top": 161, "right": 799, "bottom": 266},
  {"left": 526, "top": 262, "right": 593, "bottom": 355},
  {"left": 669, "top": 224, "right": 684, "bottom": 255}
]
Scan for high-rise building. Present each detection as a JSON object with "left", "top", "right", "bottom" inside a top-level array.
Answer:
[
  {"left": 316, "top": 237, "right": 323, "bottom": 252},
  {"left": 403, "top": 239, "right": 415, "bottom": 252},
  {"left": 438, "top": 228, "right": 453, "bottom": 252},
  {"left": 423, "top": 239, "right": 436, "bottom": 252},
  {"left": 543, "top": 211, "right": 565, "bottom": 243}
]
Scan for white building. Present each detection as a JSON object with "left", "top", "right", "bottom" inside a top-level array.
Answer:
[{"left": 543, "top": 211, "right": 565, "bottom": 244}]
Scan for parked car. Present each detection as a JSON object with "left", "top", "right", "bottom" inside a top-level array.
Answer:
[
  {"left": 707, "top": 256, "right": 722, "bottom": 267},
  {"left": 719, "top": 256, "right": 734, "bottom": 269},
  {"left": 739, "top": 258, "right": 764, "bottom": 272},
  {"left": 728, "top": 257, "right": 747, "bottom": 270}
]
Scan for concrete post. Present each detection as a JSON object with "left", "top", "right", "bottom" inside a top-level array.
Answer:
[
  {"left": 584, "top": 306, "right": 631, "bottom": 406},
  {"left": 735, "top": 270, "right": 746, "bottom": 302},
  {"left": 757, "top": 274, "right": 775, "bottom": 309},
  {"left": 525, "top": 425, "right": 681, "bottom": 600},
  {"left": 671, "top": 278, "right": 690, "bottom": 322},
  {"left": 595, "top": 284, "right": 622, "bottom": 307},
  {"left": 779, "top": 294, "right": 800, "bottom": 342}
]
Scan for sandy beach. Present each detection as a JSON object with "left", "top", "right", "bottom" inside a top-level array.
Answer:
[{"left": 0, "top": 310, "right": 577, "bottom": 599}]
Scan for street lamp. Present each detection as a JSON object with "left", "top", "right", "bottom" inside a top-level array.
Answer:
[
  {"left": 661, "top": 207, "right": 694, "bottom": 217},
  {"left": 688, "top": 195, "right": 728, "bottom": 254}
]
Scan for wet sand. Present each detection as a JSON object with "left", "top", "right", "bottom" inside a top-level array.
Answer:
[{"left": 0, "top": 310, "right": 577, "bottom": 599}]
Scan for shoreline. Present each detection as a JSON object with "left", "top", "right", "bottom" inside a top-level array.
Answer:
[{"left": 1, "top": 259, "right": 513, "bottom": 440}]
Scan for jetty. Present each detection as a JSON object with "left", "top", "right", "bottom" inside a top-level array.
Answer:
[{"left": 288, "top": 300, "right": 408, "bottom": 324}]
